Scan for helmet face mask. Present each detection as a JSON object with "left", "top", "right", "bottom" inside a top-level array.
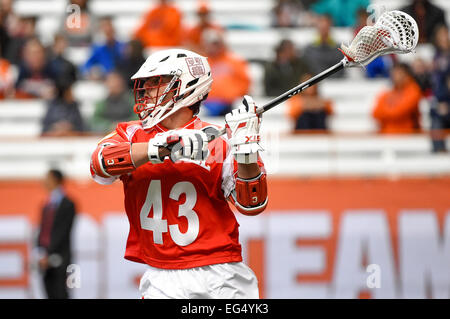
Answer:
[
  {"left": 133, "top": 75, "right": 181, "bottom": 120},
  {"left": 131, "top": 49, "right": 213, "bottom": 129}
]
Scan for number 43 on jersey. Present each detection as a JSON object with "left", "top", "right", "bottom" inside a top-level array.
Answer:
[{"left": 139, "top": 180, "right": 199, "bottom": 246}]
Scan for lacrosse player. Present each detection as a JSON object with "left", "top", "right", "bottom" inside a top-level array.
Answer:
[{"left": 90, "top": 48, "right": 268, "bottom": 299}]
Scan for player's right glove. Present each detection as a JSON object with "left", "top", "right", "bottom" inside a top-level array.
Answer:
[
  {"left": 147, "top": 129, "right": 209, "bottom": 163},
  {"left": 225, "top": 95, "right": 263, "bottom": 164}
]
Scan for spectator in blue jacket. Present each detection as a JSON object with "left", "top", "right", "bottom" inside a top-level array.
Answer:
[{"left": 81, "top": 16, "right": 125, "bottom": 80}]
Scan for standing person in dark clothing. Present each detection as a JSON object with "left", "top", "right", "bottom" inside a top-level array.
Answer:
[{"left": 36, "top": 169, "right": 77, "bottom": 299}]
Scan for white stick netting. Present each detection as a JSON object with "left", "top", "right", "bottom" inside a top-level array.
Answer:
[{"left": 340, "top": 10, "right": 419, "bottom": 66}]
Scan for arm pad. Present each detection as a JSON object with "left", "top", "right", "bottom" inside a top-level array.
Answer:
[
  {"left": 231, "top": 172, "right": 268, "bottom": 216},
  {"left": 91, "top": 143, "right": 136, "bottom": 178}
]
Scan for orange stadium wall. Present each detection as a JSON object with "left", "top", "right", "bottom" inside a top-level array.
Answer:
[{"left": 0, "top": 177, "right": 449, "bottom": 299}]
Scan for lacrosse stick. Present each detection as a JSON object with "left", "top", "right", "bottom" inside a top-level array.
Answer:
[
  {"left": 200, "top": 10, "right": 419, "bottom": 140},
  {"left": 166, "top": 10, "right": 418, "bottom": 153}
]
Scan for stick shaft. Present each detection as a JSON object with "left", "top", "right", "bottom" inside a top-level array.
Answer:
[
  {"left": 213, "top": 59, "right": 346, "bottom": 140},
  {"left": 257, "top": 59, "right": 346, "bottom": 114}
]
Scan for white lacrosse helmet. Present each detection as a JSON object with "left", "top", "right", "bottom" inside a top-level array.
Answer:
[{"left": 131, "top": 48, "right": 213, "bottom": 129}]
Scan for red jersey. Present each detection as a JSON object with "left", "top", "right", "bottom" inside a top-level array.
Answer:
[{"left": 90, "top": 116, "right": 265, "bottom": 269}]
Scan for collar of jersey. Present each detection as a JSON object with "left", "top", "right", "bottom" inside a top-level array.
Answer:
[{"left": 152, "top": 116, "right": 201, "bottom": 133}]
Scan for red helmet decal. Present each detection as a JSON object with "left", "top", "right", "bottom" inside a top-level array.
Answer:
[{"left": 185, "top": 57, "right": 206, "bottom": 78}]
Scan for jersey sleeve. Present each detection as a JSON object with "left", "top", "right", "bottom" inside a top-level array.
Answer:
[{"left": 90, "top": 125, "right": 131, "bottom": 185}]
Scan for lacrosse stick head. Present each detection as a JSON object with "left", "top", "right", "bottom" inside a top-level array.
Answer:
[{"left": 340, "top": 10, "right": 419, "bottom": 67}]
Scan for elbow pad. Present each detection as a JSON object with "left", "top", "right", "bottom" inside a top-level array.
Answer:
[
  {"left": 232, "top": 172, "right": 268, "bottom": 216},
  {"left": 91, "top": 143, "right": 136, "bottom": 178}
]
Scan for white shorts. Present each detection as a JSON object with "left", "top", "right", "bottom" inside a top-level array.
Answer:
[{"left": 139, "top": 262, "right": 259, "bottom": 299}]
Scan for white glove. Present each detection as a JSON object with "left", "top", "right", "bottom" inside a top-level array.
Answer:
[
  {"left": 225, "top": 95, "right": 263, "bottom": 164},
  {"left": 147, "top": 129, "right": 209, "bottom": 163}
]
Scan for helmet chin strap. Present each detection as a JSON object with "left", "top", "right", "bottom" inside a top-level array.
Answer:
[{"left": 142, "top": 104, "right": 174, "bottom": 129}]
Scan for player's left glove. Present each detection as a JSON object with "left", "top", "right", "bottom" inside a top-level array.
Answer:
[
  {"left": 148, "top": 129, "right": 209, "bottom": 163},
  {"left": 169, "top": 129, "right": 210, "bottom": 163},
  {"left": 225, "top": 95, "right": 263, "bottom": 164}
]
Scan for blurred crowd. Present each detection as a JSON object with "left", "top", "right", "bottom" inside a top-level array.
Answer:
[{"left": 0, "top": 0, "right": 449, "bottom": 151}]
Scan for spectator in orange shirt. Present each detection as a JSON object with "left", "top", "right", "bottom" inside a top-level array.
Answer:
[
  {"left": 202, "top": 30, "right": 251, "bottom": 116},
  {"left": 133, "top": 0, "right": 183, "bottom": 48},
  {"left": 0, "top": 55, "right": 14, "bottom": 99},
  {"left": 184, "top": 2, "right": 224, "bottom": 55},
  {"left": 372, "top": 62, "right": 423, "bottom": 134},
  {"left": 287, "top": 73, "right": 333, "bottom": 131}
]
